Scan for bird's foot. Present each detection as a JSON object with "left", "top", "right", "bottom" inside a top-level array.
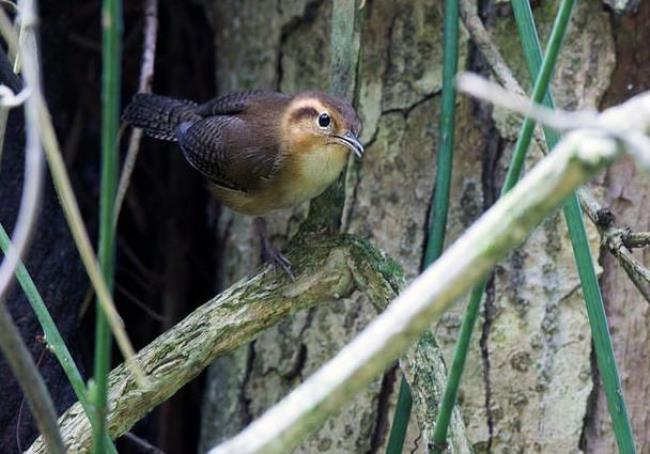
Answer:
[
  {"left": 255, "top": 217, "right": 295, "bottom": 280},
  {"left": 263, "top": 244, "right": 295, "bottom": 280}
]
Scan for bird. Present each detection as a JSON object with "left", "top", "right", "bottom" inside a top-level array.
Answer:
[{"left": 122, "top": 89, "right": 364, "bottom": 274}]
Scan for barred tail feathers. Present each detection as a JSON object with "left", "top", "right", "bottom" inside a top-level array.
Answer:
[{"left": 122, "top": 94, "right": 200, "bottom": 141}]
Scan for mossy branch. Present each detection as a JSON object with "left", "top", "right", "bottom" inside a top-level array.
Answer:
[{"left": 28, "top": 233, "right": 462, "bottom": 453}]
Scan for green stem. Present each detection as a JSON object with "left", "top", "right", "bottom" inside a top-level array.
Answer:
[
  {"left": 511, "top": 2, "right": 635, "bottom": 452},
  {"left": 0, "top": 224, "right": 118, "bottom": 453},
  {"left": 386, "top": 380, "right": 413, "bottom": 454},
  {"left": 93, "top": 0, "right": 122, "bottom": 453},
  {"left": 430, "top": 1, "right": 575, "bottom": 451},
  {"left": 424, "top": 0, "right": 460, "bottom": 265},
  {"left": 387, "top": 0, "right": 459, "bottom": 451}
]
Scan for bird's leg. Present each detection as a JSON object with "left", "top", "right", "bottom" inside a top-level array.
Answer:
[{"left": 254, "top": 217, "right": 294, "bottom": 279}]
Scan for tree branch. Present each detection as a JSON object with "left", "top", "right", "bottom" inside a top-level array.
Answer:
[
  {"left": 400, "top": 332, "right": 473, "bottom": 453},
  {"left": 579, "top": 188, "right": 650, "bottom": 302},
  {"left": 459, "top": 0, "right": 547, "bottom": 151},
  {"left": 26, "top": 233, "right": 415, "bottom": 452},
  {"left": 114, "top": 0, "right": 159, "bottom": 224}
]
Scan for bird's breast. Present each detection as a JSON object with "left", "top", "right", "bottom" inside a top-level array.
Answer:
[
  {"left": 280, "top": 144, "right": 348, "bottom": 204},
  {"left": 208, "top": 144, "right": 348, "bottom": 215}
]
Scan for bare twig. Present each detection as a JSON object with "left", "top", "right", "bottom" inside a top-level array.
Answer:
[
  {"left": 458, "top": 73, "right": 650, "bottom": 169},
  {"left": 624, "top": 231, "right": 650, "bottom": 248},
  {"left": 0, "top": 304, "right": 64, "bottom": 454},
  {"left": 0, "top": 5, "right": 39, "bottom": 306},
  {"left": 115, "top": 281, "right": 165, "bottom": 322},
  {"left": 460, "top": 0, "right": 524, "bottom": 98},
  {"left": 0, "top": 1, "right": 64, "bottom": 452},
  {"left": 459, "top": 0, "right": 547, "bottom": 150},
  {"left": 0, "top": 3, "right": 23, "bottom": 170},
  {"left": 579, "top": 188, "right": 650, "bottom": 302},
  {"left": 114, "top": 0, "right": 159, "bottom": 225},
  {"left": 122, "top": 432, "right": 166, "bottom": 454},
  {"left": 0, "top": 3, "right": 18, "bottom": 62},
  {"left": 458, "top": 73, "right": 600, "bottom": 132}
]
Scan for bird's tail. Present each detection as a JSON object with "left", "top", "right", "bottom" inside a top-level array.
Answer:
[{"left": 122, "top": 94, "right": 201, "bottom": 141}]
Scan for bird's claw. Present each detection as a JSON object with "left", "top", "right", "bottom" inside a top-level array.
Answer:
[
  {"left": 265, "top": 246, "right": 295, "bottom": 280},
  {"left": 256, "top": 217, "right": 295, "bottom": 280}
]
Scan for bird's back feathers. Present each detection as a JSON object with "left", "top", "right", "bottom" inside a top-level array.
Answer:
[{"left": 122, "top": 91, "right": 290, "bottom": 193}]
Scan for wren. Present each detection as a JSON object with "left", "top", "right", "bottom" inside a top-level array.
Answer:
[
  {"left": 122, "top": 90, "right": 363, "bottom": 215},
  {"left": 122, "top": 90, "right": 364, "bottom": 275}
]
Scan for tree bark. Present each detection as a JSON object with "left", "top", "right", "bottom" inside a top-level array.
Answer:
[
  {"left": 584, "top": 3, "right": 650, "bottom": 452},
  {"left": 193, "top": 1, "right": 643, "bottom": 453}
]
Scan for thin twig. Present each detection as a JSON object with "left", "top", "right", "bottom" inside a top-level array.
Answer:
[
  {"left": 579, "top": 188, "right": 650, "bottom": 302},
  {"left": 458, "top": 73, "right": 650, "bottom": 166},
  {"left": 115, "top": 281, "right": 165, "bottom": 322},
  {"left": 123, "top": 432, "right": 166, "bottom": 454},
  {"left": 0, "top": 3, "right": 18, "bottom": 62},
  {"left": 624, "top": 232, "right": 650, "bottom": 248},
  {"left": 0, "top": 3, "right": 40, "bottom": 308},
  {"left": 16, "top": 345, "right": 47, "bottom": 453},
  {"left": 0, "top": 6, "right": 21, "bottom": 173},
  {"left": 0, "top": 304, "right": 64, "bottom": 454},
  {"left": 458, "top": 0, "right": 547, "bottom": 150},
  {"left": 114, "top": 0, "right": 159, "bottom": 225},
  {"left": 458, "top": 73, "right": 602, "bottom": 134}
]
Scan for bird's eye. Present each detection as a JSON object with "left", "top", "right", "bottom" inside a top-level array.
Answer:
[{"left": 317, "top": 112, "right": 331, "bottom": 128}]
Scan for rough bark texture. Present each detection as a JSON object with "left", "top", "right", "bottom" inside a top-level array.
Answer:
[
  {"left": 585, "top": 3, "right": 650, "bottom": 453},
  {"left": 442, "top": 3, "right": 615, "bottom": 452},
  {"left": 197, "top": 1, "right": 646, "bottom": 453}
]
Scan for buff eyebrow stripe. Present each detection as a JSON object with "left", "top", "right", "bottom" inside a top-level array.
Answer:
[{"left": 289, "top": 106, "right": 319, "bottom": 122}]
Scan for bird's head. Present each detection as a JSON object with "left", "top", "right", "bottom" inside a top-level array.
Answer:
[{"left": 281, "top": 91, "right": 364, "bottom": 159}]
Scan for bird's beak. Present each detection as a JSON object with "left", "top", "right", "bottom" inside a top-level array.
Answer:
[{"left": 335, "top": 131, "right": 364, "bottom": 159}]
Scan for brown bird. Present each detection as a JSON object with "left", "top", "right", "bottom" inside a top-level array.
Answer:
[
  {"left": 122, "top": 90, "right": 363, "bottom": 214},
  {"left": 122, "top": 90, "right": 363, "bottom": 273}
]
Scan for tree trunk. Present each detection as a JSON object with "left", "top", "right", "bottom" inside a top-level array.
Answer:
[{"left": 197, "top": 1, "right": 647, "bottom": 453}]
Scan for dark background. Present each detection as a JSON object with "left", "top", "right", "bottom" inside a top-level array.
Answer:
[{"left": 0, "top": 2, "right": 218, "bottom": 452}]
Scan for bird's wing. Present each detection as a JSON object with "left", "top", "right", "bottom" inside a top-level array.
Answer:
[
  {"left": 195, "top": 90, "right": 283, "bottom": 116},
  {"left": 177, "top": 115, "right": 281, "bottom": 192}
]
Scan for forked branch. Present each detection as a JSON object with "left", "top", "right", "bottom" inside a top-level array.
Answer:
[{"left": 27, "top": 234, "right": 422, "bottom": 452}]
